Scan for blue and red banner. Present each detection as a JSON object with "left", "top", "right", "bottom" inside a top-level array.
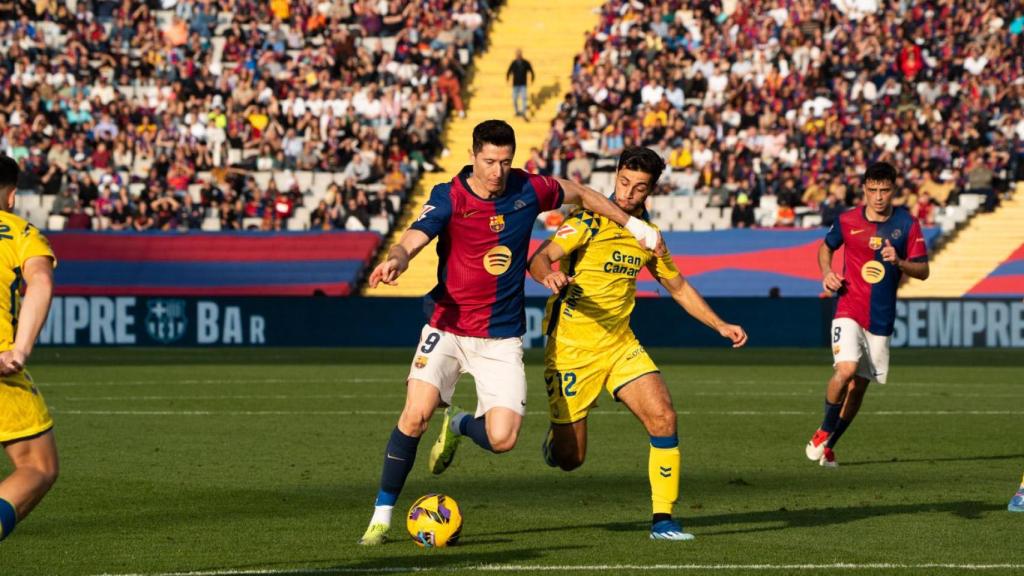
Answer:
[
  {"left": 527, "top": 228, "right": 941, "bottom": 298},
  {"left": 967, "top": 243, "right": 1024, "bottom": 298},
  {"left": 48, "top": 232, "right": 381, "bottom": 296}
]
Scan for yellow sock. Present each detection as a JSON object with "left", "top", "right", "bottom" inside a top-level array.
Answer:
[
  {"left": 649, "top": 442, "right": 680, "bottom": 515},
  {"left": 1019, "top": 472, "right": 1024, "bottom": 488}
]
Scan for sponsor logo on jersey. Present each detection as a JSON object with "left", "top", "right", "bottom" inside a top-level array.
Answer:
[
  {"left": 556, "top": 223, "right": 578, "bottom": 239},
  {"left": 891, "top": 228, "right": 902, "bottom": 240},
  {"left": 861, "top": 260, "right": 886, "bottom": 284},
  {"left": 417, "top": 205, "right": 436, "bottom": 222},
  {"left": 850, "top": 228, "right": 866, "bottom": 235},
  {"left": 414, "top": 355, "right": 428, "bottom": 369},
  {"left": 462, "top": 209, "right": 479, "bottom": 218},
  {"left": 869, "top": 236, "right": 883, "bottom": 250},
  {"left": 489, "top": 214, "right": 505, "bottom": 233},
  {"left": 514, "top": 199, "right": 527, "bottom": 210},
  {"left": 483, "top": 245, "right": 513, "bottom": 275}
]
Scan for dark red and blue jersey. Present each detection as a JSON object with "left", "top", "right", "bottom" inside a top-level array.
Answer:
[
  {"left": 825, "top": 206, "right": 928, "bottom": 336},
  {"left": 410, "top": 166, "right": 564, "bottom": 338}
]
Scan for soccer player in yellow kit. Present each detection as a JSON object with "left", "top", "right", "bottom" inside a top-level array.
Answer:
[
  {"left": 529, "top": 147, "right": 747, "bottom": 540},
  {"left": 0, "top": 155, "right": 59, "bottom": 542}
]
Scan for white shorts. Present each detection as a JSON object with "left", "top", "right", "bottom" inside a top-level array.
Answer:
[
  {"left": 831, "top": 318, "right": 891, "bottom": 384},
  {"left": 407, "top": 324, "right": 526, "bottom": 417}
]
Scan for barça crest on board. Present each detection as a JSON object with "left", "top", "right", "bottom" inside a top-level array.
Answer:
[
  {"left": 868, "top": 236, "right": 883, "bottom": 250},
  {"left": 414, "top": 356, "right": 429, "bottom": 369},
  {"left": 145, "top": 299, "right": 188, "bottom": 344},
  {"left": 489, "top": 215, "right": 505, "bottom": 233}
]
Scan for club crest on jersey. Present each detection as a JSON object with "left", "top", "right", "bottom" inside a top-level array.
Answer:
[
  {"left": 868, "top": 236, "right": 883, "bottom": 250},
  {"left": 414, "top": 355, "right": 428, "bottom": 369},
  {"left": 833, "top": 345, "right": 841, "bottom": 355},
  {"left": 484, "top": 245, "right": 512, "bottom": 275},
  {"left": 861, "top": 261, "right": 886, "bottom": 284},
  {"left": 489, "top": 215, "right": 505, "bottom": 233}
]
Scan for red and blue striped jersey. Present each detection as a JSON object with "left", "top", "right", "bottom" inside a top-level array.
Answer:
[
  {"left": 410, "top": 167, "right": 563, "bottom": 338},
  {"left": 825, "top": 206, "right": 928, "bottom": 336}
]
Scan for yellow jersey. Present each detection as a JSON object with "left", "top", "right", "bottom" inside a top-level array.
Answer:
[
  {"left": 0, "top": 212, "right": 56, "bottom": 353},
  {"left": 542, "top": 209, "right": 679, "bottom": 351}
]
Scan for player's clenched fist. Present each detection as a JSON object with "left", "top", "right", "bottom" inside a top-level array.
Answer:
[
  {"left": 822, "top": 271, "right": 844, "bottom": 292},
  {"left": 0, "top": 349, "right": 25, "bottom": 375},
  {"left": 718, "top": 324, "right": 748, "bottom": 348},
  {"left": 540, "top": 271, "right": 573, "bottom": 294}
]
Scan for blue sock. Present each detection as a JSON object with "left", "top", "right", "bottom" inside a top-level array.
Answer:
[
  {"left": 826, "top": 418, "right": 852, "bottom": 449},
  {"left": 0, "top": 497, "right": 16, "bottom": 541},
  {"left": 375, "top": 427, "right": 420, "bottom": 507},
  {"left": 457, "top": 414, "right": 494, "bottom": 452},
  {"left": 821, "top": 400, "right": 842, "bottom": 433}
]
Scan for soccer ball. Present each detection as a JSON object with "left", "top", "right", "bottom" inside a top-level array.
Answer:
[{"left": 406, "top": 493, "right": 462, "bottom": 548}]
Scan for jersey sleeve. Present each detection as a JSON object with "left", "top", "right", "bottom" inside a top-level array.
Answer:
[
  {"left": 409, "top": 184, "right": 452, "bottom": 240},
  {"left": 530, "top": 174, "right": 564, "bottom": 213},
  {"left": 549, "top": 210, "right": 594, "bottom": 255},
  {"left": 824, "top": 218, "right": 844, "bottom": 250},
  {"left": 906, "top": 218, "right": 928, "bottom": 262},
  {"left": 17, "top": 224, "right": 57, "bottom": 269}
]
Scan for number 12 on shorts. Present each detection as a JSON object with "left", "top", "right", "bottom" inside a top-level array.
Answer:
[{"left": 546, "top": 371, "right": 577, "bottom": 398}]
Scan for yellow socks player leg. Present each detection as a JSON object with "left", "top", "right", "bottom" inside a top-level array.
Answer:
[{"left": 649, "top": 436, "right": 680, "bottom": 517}]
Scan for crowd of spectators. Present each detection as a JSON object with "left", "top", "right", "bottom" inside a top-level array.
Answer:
[
  {"left": 2, "top": 0, "right": 495, "bottom": 231},
  {"left": 532, "top": 0, "right": 1024, "bottom": 228}
]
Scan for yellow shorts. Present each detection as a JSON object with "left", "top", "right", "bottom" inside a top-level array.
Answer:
[
  {"left": 0, "top": 370, "right": 53, "bottom": 443},
  {"left": 543, "top": 334, "right": 659, "bottom": 424}
]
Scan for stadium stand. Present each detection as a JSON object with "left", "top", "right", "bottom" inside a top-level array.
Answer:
[
  {"left": 534, "top": 0, "right": 1022, "bottom": 233},
  {"left": 47, "top": 232, "right": 380, "bottom": 295},
  {"left": 5, "top": 0, "right": 497, "bottom": 235}
]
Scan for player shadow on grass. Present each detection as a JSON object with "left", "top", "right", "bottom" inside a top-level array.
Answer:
[
  {"left": 596, "top": 500, "right": 1003, "bottom": 537},
  {"left": 839, "top": 453, "right": 1024, "bottom": 467},
  {"left": 222, "top": 546, "right": 585, "bottom": 575}
]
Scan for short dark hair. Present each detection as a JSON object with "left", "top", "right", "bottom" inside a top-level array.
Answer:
[
  {"left": 0, "top": 155, "right": 17, "bottom": 189},
  {"left": 472, "top": 120, "right": 516, "bottom": 153},
  {"left": 617, "top": 146, "right": 665, "bottom": 184},
  {"left": 863, "top": 161, "right": 897, "bottom": 186}
]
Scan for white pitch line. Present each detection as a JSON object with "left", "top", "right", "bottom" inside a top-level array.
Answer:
[
  {"left": 51, "top": 409, "right": 1024, "bottom": 417},
  {"left": 42, "top": 378, "right": 397, "bottom": 388},
  {"left": 89, "top": 562, "right": 1024, "bottom": 576}
]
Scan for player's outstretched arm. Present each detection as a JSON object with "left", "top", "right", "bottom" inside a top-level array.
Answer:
[
  {"left": 555, "top": 177, "right": 662, "bottom": 253},
  {"left": 819, "top": 242, "right": 845, "bottom": 293},
  {"left": 368, "top": 229, "right": 432, "bottom": 288},
  {"left": 881, "top": 239, "right": 930, "bottom": 280},
  {"left": 0, "top": 256, "right": 54, "bottom": 375},
  {"left": 659, "top": 274, "right": 748, "bottom": 348},
  {"left": 528, "top": 240, "right": 573, "bottom": 294}
]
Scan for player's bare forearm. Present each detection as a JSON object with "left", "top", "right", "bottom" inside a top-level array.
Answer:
[
  {"left": 528, "top": 241, "right": 557, "bottom": 283},
  {"left": 370, "top": 229, "right": 431, "bottom": 287},
  {"left": 557, "top": 178, "right": 629, "bottom": 226},
  {"left": 664, "top": 275, "right": 723, "bottom": 331},
  {"left": 13, "top": 257, "right": 54, "bottom": 361},
  {"left": 898, "top": 259, "right": 929, "bottom": 280},
  {"left": 818, "top": 243, "right": 835, "bottom": 278}
]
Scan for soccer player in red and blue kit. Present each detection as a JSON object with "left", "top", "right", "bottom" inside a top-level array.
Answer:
[
  {"left": 358, "top": 120, "right": 663, "bottom": 545},
  {"left": 805, "top": 162, "right": 929, "bottom": 468}
]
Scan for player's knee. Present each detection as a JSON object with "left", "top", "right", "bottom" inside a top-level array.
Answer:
[
  {"left": 647, "top": 406, "right": 676, "bottom": 437},
  {"left": 833, "top": 364, "right": 857, "bottom": 382},
  {"left": 20, "top": 454, "right": 59, "bottom": 491},
  {"left": 397, "top": 408, "right": 432, "bottom": 437},
  {"left": 487, "top": 428, "right": 519, "bottom": 453}
]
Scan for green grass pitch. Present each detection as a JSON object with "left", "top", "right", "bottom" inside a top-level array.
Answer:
[{"left": 1, "top": 348, "right": 1021, "bottom": 576}]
